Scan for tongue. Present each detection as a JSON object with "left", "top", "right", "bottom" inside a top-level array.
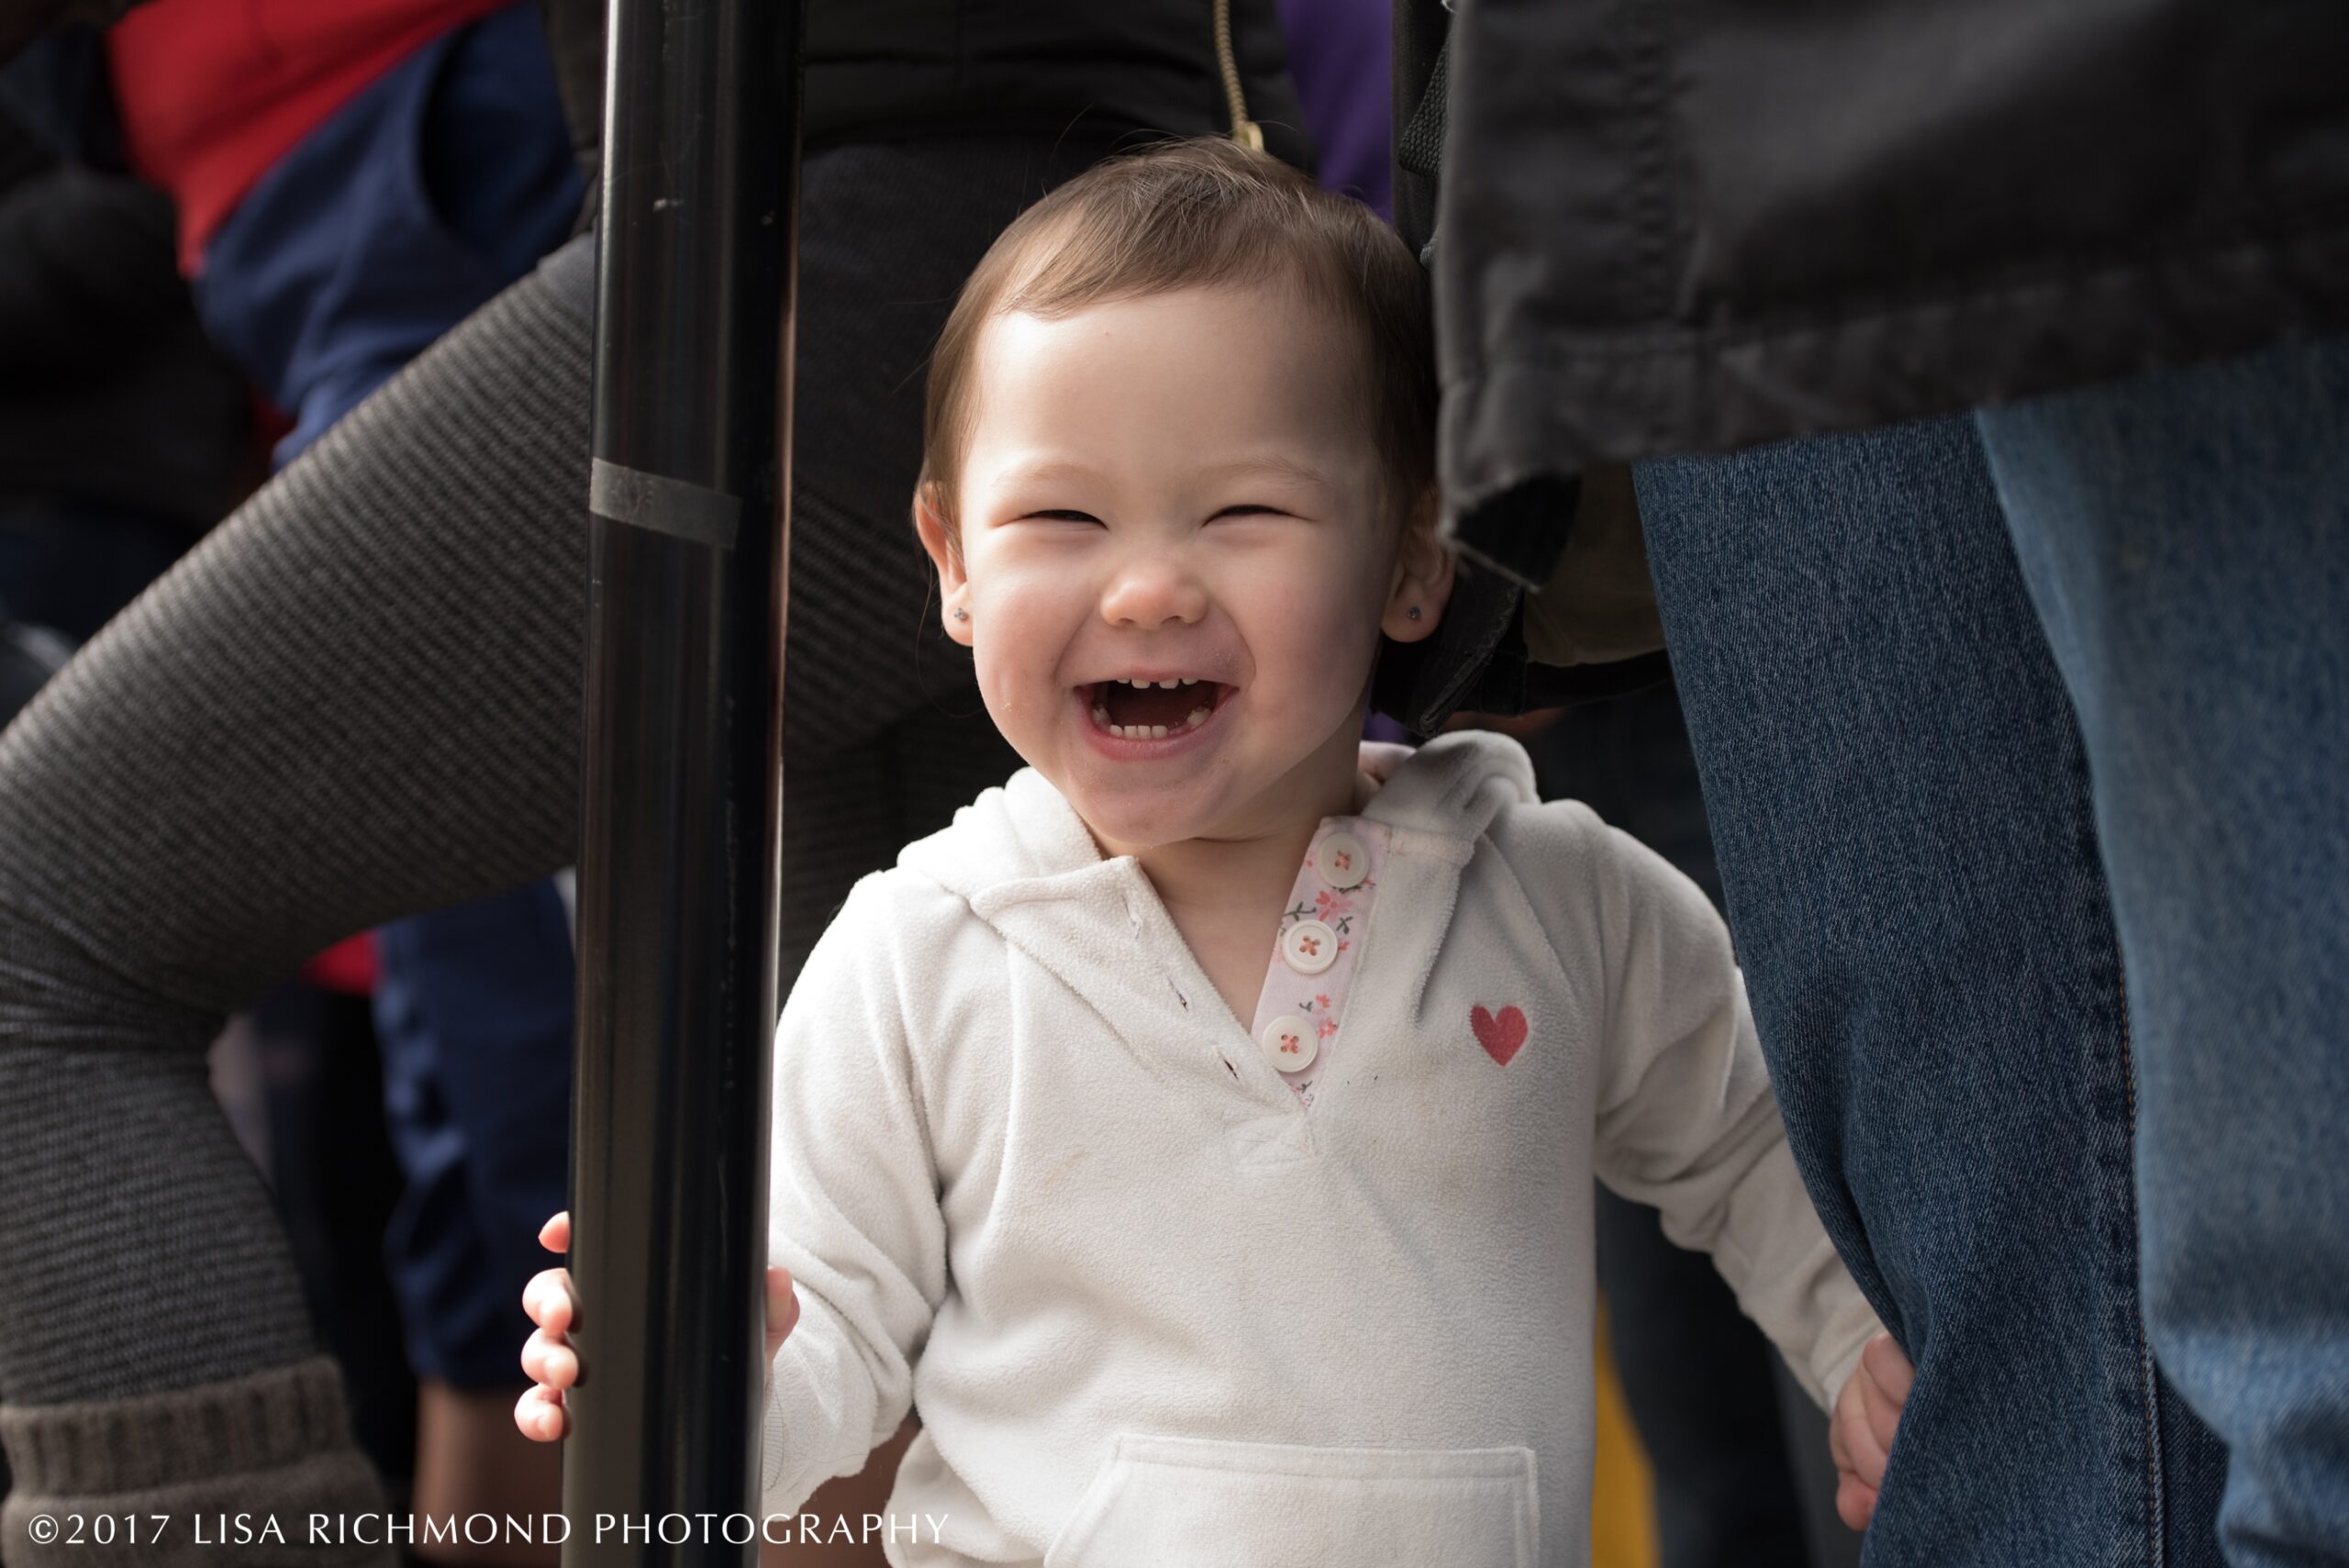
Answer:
[{"left": 1102, "top": 682, "right": 1204, "bottom": 728}]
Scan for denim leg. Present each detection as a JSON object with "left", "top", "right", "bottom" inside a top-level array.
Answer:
[
  {"left": 1635, "top": 416, "right": 2226, "bottom": 1566},
  {"left": 1976, "top": 337, "right": 2349, "bottom": 1567}
]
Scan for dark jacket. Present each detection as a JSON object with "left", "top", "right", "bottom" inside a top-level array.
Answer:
[
  {"left": 0, "top": 109, "right": 250, "bottom": 525},
  {"left": 1382, "top": 0, "right": 2349, "bottom": 730},
  {"left": 539, "top": 0, "right": 1312, "bottom": 207}
]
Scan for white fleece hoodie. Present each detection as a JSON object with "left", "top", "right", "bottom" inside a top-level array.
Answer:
[{"left": 761, "top": 729, "right": 1880, "bottom": 1568}]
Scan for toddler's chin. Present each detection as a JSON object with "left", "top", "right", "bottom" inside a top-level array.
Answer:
[
  {"left": 1055, "top": 769, "right": 1235, "bottom": 852},
  {"left": 1068, "top": 797, "right": 1202, "bottom": 856}
]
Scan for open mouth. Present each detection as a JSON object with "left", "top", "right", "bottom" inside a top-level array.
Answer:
[{"left": 1083, "top": 676, "right": 1233, "bottom": 740}]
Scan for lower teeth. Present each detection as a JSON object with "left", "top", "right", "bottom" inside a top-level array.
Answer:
[{"left": 1092, "top": 699, "right": 1216, "bottom": 740}]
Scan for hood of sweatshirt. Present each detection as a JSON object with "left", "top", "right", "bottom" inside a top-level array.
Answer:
[{"left": 891, "top": 727, "right": 1541, "bottom": 1118}]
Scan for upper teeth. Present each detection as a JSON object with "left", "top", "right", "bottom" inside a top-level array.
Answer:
[{"left": 1108, "top": 677, "right": 1200, "bottom": 689}]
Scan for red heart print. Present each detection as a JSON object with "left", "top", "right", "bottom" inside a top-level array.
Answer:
[{"left": 1471, "top": 1005, "right": 1528, "bottom": 1065}]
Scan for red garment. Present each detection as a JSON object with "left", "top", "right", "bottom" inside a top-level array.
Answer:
[
  {"left": 107, "top": 0, "right": 515, "bottom": 273},
  {"left": 303, "top": 933, "right": 380, "bottom": 997}
]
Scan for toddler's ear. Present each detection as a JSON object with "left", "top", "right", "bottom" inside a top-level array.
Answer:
[
  {"left": 911, "top": 483, "right": 973, "bottom": 644},
  {"left": 1382, "top": 487, "right": 1454, "bottom": 643}
]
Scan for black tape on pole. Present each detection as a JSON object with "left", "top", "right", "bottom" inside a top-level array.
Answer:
[{"left": 589, "top": 457, "right": 743, "bottom": 549}]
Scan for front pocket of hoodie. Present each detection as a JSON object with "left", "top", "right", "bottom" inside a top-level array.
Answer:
[{"left": 1041, "top": 1434, "right": 1539, "bottom": 1568}]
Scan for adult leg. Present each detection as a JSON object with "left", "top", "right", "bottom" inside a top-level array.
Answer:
[
  {"left": 1976, "top": 336, "right": 2349, "bottom": 1565},
  {"left": 1634, "top": 416, "right": 2227, "bottom": 1566},
  {"left": 0, "top": 261, "right": 591, "bottom": 1563}
]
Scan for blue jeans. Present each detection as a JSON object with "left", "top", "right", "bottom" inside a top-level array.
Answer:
[
  {"left": 1976, "top": 336, "right": 2349, "bottom": 1565},
  {"left": 1635, "top": 416, "right": 2229, "bottom": 1564}
]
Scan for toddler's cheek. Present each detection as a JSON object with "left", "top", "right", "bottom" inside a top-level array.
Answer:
[
  {"left": 973, "top": 662, "right": 1041, "bottom": 730},
  {"left": 966, "top": 659, "right": 1058, "bottom": 772}
]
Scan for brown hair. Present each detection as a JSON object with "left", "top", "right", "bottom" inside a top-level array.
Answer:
[{"left": 919, "top": 137, "right": 1436, "bottom": 541}]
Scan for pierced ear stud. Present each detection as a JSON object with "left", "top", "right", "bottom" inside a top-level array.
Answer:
[
  {"left": 952, "top": 608, "right": 969, "bottom": 621},
  {"left": 1408, "top": 606, "right": 1422, "bottom": 620}
]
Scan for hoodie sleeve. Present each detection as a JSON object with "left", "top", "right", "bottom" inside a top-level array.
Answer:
[
  {"left": 1573, "top": 811, "right": 1882, "bottom": 1412},
  {"left": 760, "top": 873, "right": 951, "bottom": 1512}
]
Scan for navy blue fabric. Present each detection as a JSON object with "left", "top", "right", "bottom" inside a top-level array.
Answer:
[
  {"left": 0, "top": 499, "right": 192, "bottom": 644},
  {"left": 372, "top": 884, "right": 575, "bottom": 1387},
  {"left": 193, "top": 2, "right": 582, "bottom": 467},
  {"left": 1633, "top": 417, "right": 2229, "bottom": 1566},
  {"left": 188, "top": 1, "right": 584, "bottom": 1391}
]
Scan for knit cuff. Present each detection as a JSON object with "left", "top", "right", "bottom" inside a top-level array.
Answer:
[{"left": 0, "top": 1356, "right": 395, "bottom": 1567}]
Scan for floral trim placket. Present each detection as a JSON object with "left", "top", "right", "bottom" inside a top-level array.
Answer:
[{"left": 1246, "top": 817, "right": 1390, "bottom": 1106}]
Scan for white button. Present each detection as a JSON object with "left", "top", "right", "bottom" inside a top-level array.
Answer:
[
  {"left": 1315, "top": 831, "right": 1369, "bottom": 890},
  {"left": 1281, "top": 918, "right": 1339, "bottom": 975},
  {"left": 1259, "top": 1013, "right": 1318, "bottom": 1073}
]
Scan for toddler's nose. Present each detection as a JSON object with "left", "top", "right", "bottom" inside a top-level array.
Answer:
[{"left": 1099, "top": 553, "right": 1208, "bottom": 630}]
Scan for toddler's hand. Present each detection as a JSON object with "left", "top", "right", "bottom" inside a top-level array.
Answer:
[
  {"left": 514, "top": 1210, "right": 802, "bottom": 1442},
  {"left": 1829, "top": 1331, "right": 1914, "bottom": 1530}
]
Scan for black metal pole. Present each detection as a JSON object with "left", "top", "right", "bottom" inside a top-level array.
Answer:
[{"left": 566, "top": 0, "right": 798, "bottom": 1560}]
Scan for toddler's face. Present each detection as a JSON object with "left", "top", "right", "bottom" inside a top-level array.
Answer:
[{"left": 921, "top": 283, "right": 1435, "bottom": 852}]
